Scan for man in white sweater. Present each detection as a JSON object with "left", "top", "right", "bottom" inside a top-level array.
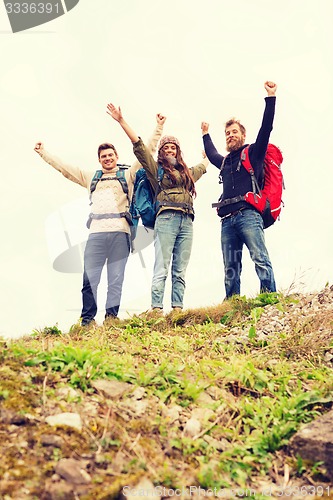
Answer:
[{"left": 34, "top": 114, "right": 165, "bottom": 326}]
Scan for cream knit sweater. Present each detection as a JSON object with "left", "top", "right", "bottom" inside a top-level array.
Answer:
[{"left": 39, "top": 124, "right": 164, "bottom": 234}]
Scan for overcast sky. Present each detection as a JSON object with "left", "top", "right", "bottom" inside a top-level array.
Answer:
[{"left": 0, "top": 0, "right": 332, "bottom": 339}]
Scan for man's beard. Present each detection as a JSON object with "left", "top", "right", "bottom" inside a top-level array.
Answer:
[
  {"left": 226, "top": 138, "right": 244, "bottom": 153},
  {"left": 166, "top": 155, "right": 177, "bottom": 166}
]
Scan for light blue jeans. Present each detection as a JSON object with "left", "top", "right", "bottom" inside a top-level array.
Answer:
[
  {"left": 221, "top": 208, "right": 276, "bottom": 298},
  {"left": 152, "top": 210, "right": 193, "bottom": 309}
]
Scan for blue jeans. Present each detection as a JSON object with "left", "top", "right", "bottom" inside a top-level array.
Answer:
[
  {"left": 81, "top": 232, "right": 130, "bottom": 324},
  {"left": 152, "top": 210, "right": 193, "bottom": 309},
  {"left": 221, "top": 208, "right": 276, "bottom": 298}
]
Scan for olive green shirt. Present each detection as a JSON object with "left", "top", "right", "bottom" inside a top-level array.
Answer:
[{"left": 133, "top": 138, "right": 208, "bottom": 219}]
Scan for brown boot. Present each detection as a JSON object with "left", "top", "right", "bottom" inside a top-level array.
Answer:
[
  {"left": 146, "top": 308, "right": 164, "bottom": 319},
  {"left": 103, "top": 316, "right": 120, "bottom": 328}
]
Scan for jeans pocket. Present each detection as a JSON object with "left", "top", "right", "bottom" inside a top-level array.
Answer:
[{"left": 157, "top": 211, "right": 174, "bottom": 221}]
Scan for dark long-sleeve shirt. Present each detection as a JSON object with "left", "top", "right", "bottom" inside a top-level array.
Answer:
[{"left": 203, "top": 96, "right": 276, "bottom": 217}]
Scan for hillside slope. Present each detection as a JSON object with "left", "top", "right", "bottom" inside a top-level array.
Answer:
[{"left": 1, "top": 287, "right": 333, "bottom": 499}]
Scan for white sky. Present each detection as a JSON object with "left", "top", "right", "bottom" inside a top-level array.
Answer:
[{"left": 0, "top": 0, "right": 332, "bottom": 338}]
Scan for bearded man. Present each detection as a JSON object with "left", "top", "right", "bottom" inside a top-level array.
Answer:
[{"left": 201, "top": 81, "right": 278, "bottom": 298}]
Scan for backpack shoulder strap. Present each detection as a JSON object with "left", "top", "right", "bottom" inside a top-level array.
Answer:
[
  {"left": 240, "top": 146, "right": 253, "bottom": 174},
  {"left": 221, "top": 155, "right": 227, "bottom": 170},
  {"left": 154, "top": 164, "right": 164, "bottom": 198},
  {"left": 90, "top": 166, "right": 131, "bottom": 201},
  {"left": 218, "top": 155, "right": 228, "bottom": 184},
  {"left": 89, "top": 170, "right": 103, "bottom": 203},
  {"left": 240, "top": 146, "right": 261, "bottom": 195},
  {"left": 116, "top": 167, "right": 129, "bottom": 196},
  {"left": 90, "top": 170, "right": 103, "bottom": 194},
  {"left": 157, "top": 164, "right": 164, "bottom": 183}
]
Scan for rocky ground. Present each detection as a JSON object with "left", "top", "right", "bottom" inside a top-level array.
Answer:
[{"left": 0, "top": 286, "right": 333, "bottom": 499}]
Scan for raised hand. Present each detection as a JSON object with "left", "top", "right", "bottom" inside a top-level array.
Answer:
[
  {"left": 264, "top": 81, "right": 277, "bottom": 96},
  {"left": 201, "top": 121, "right": 209, "bottom": 135},
  {"left": 156, "top": 113, "right": 166, "bottom": 126},
  {"left": 106, "top": 103, "right": 123, "bottom": 122},
  {"left": 34, "top": 142, "right": 44, "bottom": 154}
]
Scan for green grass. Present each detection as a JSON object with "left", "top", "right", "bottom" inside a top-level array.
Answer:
[{"left": 0, "top": 290, "right": 333, "bottom": 497}]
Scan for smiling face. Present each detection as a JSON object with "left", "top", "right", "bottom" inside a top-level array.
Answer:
[
  {"left": 161, "top": 143, "right": 178, "bottom": 166},
  {"left": 225, "top": 122, "right": 246, "bottom": 152},
  {"left": 161, "top": 143, "right": 177, "bottom": 158},
  {"left": 98, "top": 147, "right": 118, "bottom": 171}
]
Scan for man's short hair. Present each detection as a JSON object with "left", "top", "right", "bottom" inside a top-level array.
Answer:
[
  {"left": 97, "top": 143, "right": 117, "bottom": 158},
  {"left": 225, "top": 118, "right": 246, "bottom": 136}
]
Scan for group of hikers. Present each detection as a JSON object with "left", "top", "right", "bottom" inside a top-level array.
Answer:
[{"left": 34, "top": 81, "right": 278, "bottom": 327}]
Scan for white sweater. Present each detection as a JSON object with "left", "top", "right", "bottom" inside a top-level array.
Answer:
[{"left": 38, "top": 124, "right": 164, "bottom": 234}]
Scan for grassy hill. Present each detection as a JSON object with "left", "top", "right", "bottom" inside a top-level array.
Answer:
[{"left": 1, "top": 288, "right": 333, "bottom": 499}]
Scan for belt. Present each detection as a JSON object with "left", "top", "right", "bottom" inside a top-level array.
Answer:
[{"left": 221, "top": 207, "right": 248, "bottom": 221}]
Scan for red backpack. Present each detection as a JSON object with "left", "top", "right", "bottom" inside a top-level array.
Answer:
[{"left": 240, "top": 143, "right": 284, "bottom": 228}]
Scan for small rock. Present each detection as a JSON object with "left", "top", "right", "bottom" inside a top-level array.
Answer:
[
  {"left": 56, "top": 386, "right": 80, "bottom": 400},
  {"left": 191, "top": 407, "right": 215, "bottom": 422},
  {"left": 161, "top": 404, "right": 182, "bottom": 423},
  {"left": 45, "top": 412, "right": 82, "bottom": 431},
  {"left": 81, "top": 401, "right": 99, "bottom": 415},
  {"left": 91, "top": 379, "right": 132, "bottom": 399},
  {"left": 289, "top": 408, "right": 333, "bottom": 481},
  {"left": 129, "top": 399, "right": 148, "bottom": 416},
  {"left": 196, "top": 391, "right": 214, "bottom": 405},
  {"left": 183, "top": 417, "right": 201, "bottom": 437},
  {"left": 121, "top": 477, "right": 161, "bottom": 500},
  {"left": 131, "top": 387, "right": 146, "bottom": 400},
  {"left": 40, "top": 434, "right": 65, "bottom": 448},
  {"left": 203, "top": 435, "right": 230, "bottom": 451},
  {"left": 0, "top": 408, "right": 30, "bottom": 425},
  {"left": 206, "top": 385, "right": 227, "bottom": 401},
  {"left": 55, "top": 458, "right": 91, "bottom": 485},
  {"left": 51, "top": 473, "right": 61, "bottom": 481},
  {"left": 44, "top": 479, "right": 74, "bottom": 499},
  {"left": 17, "top": 440, "right": 29, "bottom": 449},
  {"left": 324, "top": 352, "right": 333, "bottom": 362}
]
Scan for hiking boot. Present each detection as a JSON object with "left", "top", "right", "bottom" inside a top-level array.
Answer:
[
  {"left": 146, "top": 308, "right": 164, "bottom": 319},
  {"left": 103, "top": 316, "right": 120, "bottom": 328},
  {"left": 172, "top": 307, "right": 183, "bottom": 313},
  {"left": 70, "top": 319, "right": 97, "bottom": 334},
  {"left": 81, "top": 319, "right": 97, "bottom": 328}
]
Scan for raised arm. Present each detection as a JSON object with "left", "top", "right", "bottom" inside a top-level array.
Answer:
[
  {"left": 107, "top": 103, "right": 161, "bottom": 188},
  {"left": 250, "top": 81, "right": 277, "bottom": 170},
  {"left": 34, "top": 141, "right": 90, "bottom": 188},
  {"left": 201, "top": 122, "right": 224, "bottom": 169},
  {"left": 146, "top": 113, "right": 166, "bottom": 155},
  {"left": 106, "top": 103, "right": 139, "bottom": 143}
]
